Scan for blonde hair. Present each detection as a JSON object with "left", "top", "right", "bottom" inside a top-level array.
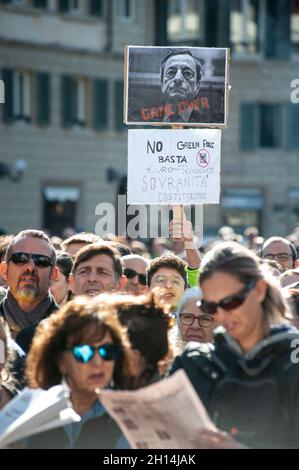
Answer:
[{"left": 200, "top": 242, "right": 291, "bottom": 326}]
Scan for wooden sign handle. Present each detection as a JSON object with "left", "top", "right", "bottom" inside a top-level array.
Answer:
[
  {"left": 172, "top": 205, "right": 185, "bottom": 239},
  {"left": 171, "top": 126, "right": 184, "bottom": 238}
]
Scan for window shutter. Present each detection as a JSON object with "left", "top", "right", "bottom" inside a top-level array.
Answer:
[
  {"left": 33, "top": 0, "right": 47, "bottom": 8},
  {"left": 216, "top": 0, "right": 230, "bottom": 47},
  {"left": 275, "top": 0, "right": 291, "bottom": 59},
  {"left": 90, "top": 0, "right": 102, "bottom": 16},
  {"left": 93, "top": 79, "right": 108, "bottom": 130},
  {"left": 155, "top": 0, "right": 167, "bottom": 45},
  {"left": 240, "top": 103, "right": 258, "bottom": 150},
  {"left": 115, "top": 81, "right": 125, "bottom": 131},
  {"left": 265, "top": 0, "right": 291, "bottom": 59},
  {"left": 62, "top": 75, "right": 74, "bottom": 128},
  {"left": 36, "top": 72, "right": 50, "bottom": 125},
  {"left": 204, "top": 0, "right": 217, "bottom": 47},
  {"left": 58, "top": 0, "right": 69, "bottom": 13},
  {"left": 286, "top": 104, "right": 299, "bottom": 149},
  {"left": 2, "top": 69, "right": 14, "bottom": 123},
  {"left": 260, "top": 104, "right": 281, "bottom": 148}
]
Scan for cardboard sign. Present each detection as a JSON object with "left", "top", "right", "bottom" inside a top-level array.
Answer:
[
  {"left": 124, "top": 46, "right": 230, "bottom": 127},
  {"left": 127, "top": 129, "right": 221, "bottom": 205}
]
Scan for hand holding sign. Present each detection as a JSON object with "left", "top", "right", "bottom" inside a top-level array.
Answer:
[{"left": 170, "top": 206, "right": 198, "bottom": 253}]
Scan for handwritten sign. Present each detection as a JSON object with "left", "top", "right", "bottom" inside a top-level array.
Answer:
[{"left": 127, "top": 129, "right": 221, "bottom": 205}]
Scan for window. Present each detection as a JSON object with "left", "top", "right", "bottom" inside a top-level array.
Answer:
[
  {"left": 36, "top": 72, "right": 51, "bottom": 125},
  {"left": 32, "top": 0, "right": 47, "bottom": 8},
  {"left": 241, "top": 102, "right": 299, "bottom": 150},
  {"left": 43, "top": 186, "right": 80, "bottom": 236},
  {"left": 119, "top": 0, "right": 134, "bottom": 20},
  {"left": 68, "top": 0, "right": 80, "bottom": 14},
  {"left": 259, "top": 104, "right": 281, "bottom": 148},
  {"left": 222, "top": 188, "right": 263, "bottom": 234},
  {"left": 115, "top": 81, "right": 125, "bottom": 131},
  {"left": 241, "top": 103, "right": 284, "bottom": 150},
  {"left": 230, "top": 0, "right": 262, "bottom": 54},
  {"left": 61, "top": 76, "right": 87, "bottom": 128},
  {"left": 93, "top": 79, "right": 108, "bottom": 130},
  {"left": 167, "top": 0, "right": 202, "bottom": 44},
  {"left": 291, "top": 0, "right": 299, "bottom": 53},
  {"left": 13, "top": 71, "right": 31, "bottom": 120},
  {"left": 2, "top": 69, "right": 32, "bottom": 122},
  {"left": 4, "top": 0, "right": 26, "bottom": 5},
  {"left": 89, "top": 0, "right": 102, "bottom": 17},
  {"left": 2, "top": 69, "right": 50, "bottom": 125},
  {"left": 58, "top": 0, "right": 81, "bottom": 14},
  {"left": 61, "top": 75, "right": 109, "bottom": 130}
]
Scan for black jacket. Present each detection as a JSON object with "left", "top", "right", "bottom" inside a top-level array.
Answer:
[{"left": 170, "top": 325, "right": 299, "bottom": 448}]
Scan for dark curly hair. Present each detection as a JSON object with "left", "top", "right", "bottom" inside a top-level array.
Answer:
[
  {"left": 95, "top": 293, "right": 173, "bottom": 387},
  {"left": 26, "top": 296, "right": 138, "bottom": 390}
]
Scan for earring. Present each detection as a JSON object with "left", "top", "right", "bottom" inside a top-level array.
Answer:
[{"left": 0, "top": 368, "right": 9, "bottom": 383}]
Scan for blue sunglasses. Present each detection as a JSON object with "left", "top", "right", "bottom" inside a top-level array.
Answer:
[{"left": 69, "top": 343, "right": 121, "bottom": 363}]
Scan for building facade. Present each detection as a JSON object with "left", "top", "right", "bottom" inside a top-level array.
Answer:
[
  {"left": 0, "top": 0, "right": 155, "bottom": 236},
  {"left": 0, "top": 0, "right": 299, "bottom": 238}
]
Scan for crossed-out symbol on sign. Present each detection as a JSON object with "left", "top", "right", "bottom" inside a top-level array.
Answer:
[{"left": 197, "top": 149, "right": 210, "bottom": 167}]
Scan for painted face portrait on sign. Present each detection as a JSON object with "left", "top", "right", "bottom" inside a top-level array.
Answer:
[
  {"left": 125, "top": 46, "right": 228, "bottom": 127},
  {"left": 160, "top": 51, "right": 201, "bottom": 103}
]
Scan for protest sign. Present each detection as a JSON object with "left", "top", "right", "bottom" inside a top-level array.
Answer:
[
  {"left": 127, "top": 128, "right": 221, "bottom": 205},
  {"left": 124, "top": 45, "right": 230, "bottom": 127}
]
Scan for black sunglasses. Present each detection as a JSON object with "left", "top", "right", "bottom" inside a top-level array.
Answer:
[
  {"left": 124, "top": 268, "right": 147, "bottom": 286},
  {"left": 68, "top": 343, "right": 121, "bottom": 364},
  {"left": 9, "top": 252, "right": 53, "bottom": 268},
  {"left": 198, "top": 279, "right": 257, "bottom": 315}
]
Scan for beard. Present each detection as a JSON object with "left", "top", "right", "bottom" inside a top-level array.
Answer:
[
  {"left": 16, "top": 285, "right": 39, "bottom": 300},
  {"left": 16, "top": 276, "right": 40, "bottom": 300}
]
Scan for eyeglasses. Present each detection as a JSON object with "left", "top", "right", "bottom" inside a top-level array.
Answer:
[
  {"left": 68, "top": 343, "right": 121, "bottom": 364},
  {"left": 179, "top": 313, "right": 214, "bottom": 327},
  {"left": 152, "top": 275, "right": 184, "bottom": 288},
  {"left": 124, "top": 268, "right": 147, "bottom": 286},
  {"left": 9, "top": 252, "right": 53, "bottom": 268},
  {"left": 263, "top": 253, "right": 293, "bottom": 262},
  {"left": 198, "top": 279, "right": 256, "bottom": 315}
]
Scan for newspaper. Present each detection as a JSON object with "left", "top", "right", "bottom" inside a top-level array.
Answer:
[
  {"left": 99, "top": 369, "right": 216, "bottom": 449},
  {"left": 0, "top": 385, "right": 80, "bottom": 448}
]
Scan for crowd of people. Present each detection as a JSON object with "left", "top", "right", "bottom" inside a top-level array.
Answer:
[{"left": 0, "top": 216, "right": 299, "bottom": 449}]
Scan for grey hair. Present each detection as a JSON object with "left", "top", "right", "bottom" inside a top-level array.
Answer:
[
  {"left": 176, "top": 287, "right": 202, "bottom": 330},
  {"left": 122, "top": 254, "right": 149, "bottom": 266}
]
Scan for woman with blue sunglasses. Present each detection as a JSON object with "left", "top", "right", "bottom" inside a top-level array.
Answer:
[
  {"left": 24, "top": 295, "right": 138, "bottom": 449},
  {"left": 171, "top": 241, "right": 299, "bottom": 448}
]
